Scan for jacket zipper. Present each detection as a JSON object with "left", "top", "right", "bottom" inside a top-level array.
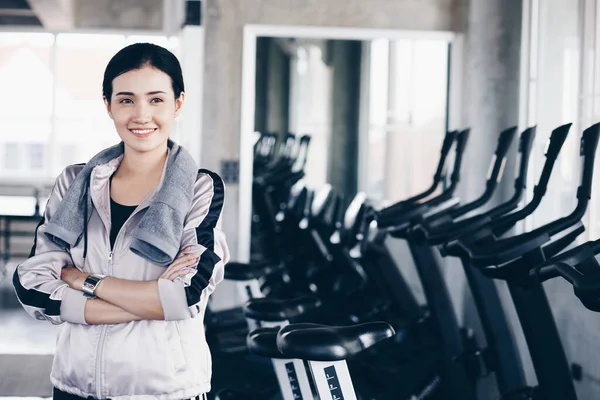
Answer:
[
  {"left": 95, "top": 249, "right": 113, "bottom": 399},
  {"left": 94, "top": 204, "right": 146, "bottom": 399}
]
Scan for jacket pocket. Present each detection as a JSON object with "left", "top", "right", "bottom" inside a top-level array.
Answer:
[{"left": 168, "top": 321, "right": 186, "bottom": 373}]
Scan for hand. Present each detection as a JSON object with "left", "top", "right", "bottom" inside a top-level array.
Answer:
[
  {"left": 160, "top": 246, "right": 200, "bottom": 281},
  {"left": 61, "top": 265, "right": 89, "bottom": 291}
]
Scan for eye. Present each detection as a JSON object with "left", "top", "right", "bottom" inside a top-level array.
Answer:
[
  {"left": 119, "top": 98, "right": 133, "bottom": 104},
  {"left": 150, "top": 98, "right": 164, "bottom": 103}
]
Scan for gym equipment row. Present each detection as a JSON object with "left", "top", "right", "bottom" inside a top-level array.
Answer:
[{"left": 207, "top": 123, "right": 600, "bottom": 399}]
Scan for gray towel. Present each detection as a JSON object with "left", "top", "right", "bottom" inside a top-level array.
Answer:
[{"left": 44, "top": 139, "right": 198, "bottom": 267}]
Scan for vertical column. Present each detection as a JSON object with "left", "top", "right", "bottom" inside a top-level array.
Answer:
[
  {"left": 179, "top": 24, "right": 204, "bottom": 166},
  {"left": 453, "top": 1, "right": 527, "bottom": 396},
  {"left": 328, "top": 40, "right": 362, "bottom": 196},
  {"left": 266, "top": 39, "right": 291, "bottom": 137},
  {"left": 459, "top": 0, "right": 523, "bottom": 204},
  {"left": 254, "top": 38, "right": 291, "bottom": 137},
  {"left": 254, "top": 37, "right": 269, "bottom": 134}
]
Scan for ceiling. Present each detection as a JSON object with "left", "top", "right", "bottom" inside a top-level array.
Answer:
[
  {"left": 0, "top": 0, "right": 195, "bottom": 32},
  {"left": 0, "top": 0, "right": 42, "bottom": 26}
]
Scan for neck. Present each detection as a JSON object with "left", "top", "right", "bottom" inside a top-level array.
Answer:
[{"left": 118, "top": 142, "right": 168, "bottom": 178}]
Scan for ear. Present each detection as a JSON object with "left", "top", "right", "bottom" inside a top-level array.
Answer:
[
  {"left": 103, "top": 97, "right": 114, "bottom": 120},
  {"left": 174, "top": 92, "right": 185, "bottom": 118}
]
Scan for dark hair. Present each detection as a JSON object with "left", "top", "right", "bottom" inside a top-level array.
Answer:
[{"left": 102, "top": 42, "right": 184, "bottom": 103}]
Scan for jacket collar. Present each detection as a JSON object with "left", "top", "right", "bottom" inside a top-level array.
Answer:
[{"left": 89, "top": 146, "right": 171, "bottom": 225}]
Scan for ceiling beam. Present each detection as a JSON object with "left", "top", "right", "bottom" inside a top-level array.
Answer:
[{"left": 0, "top": 9, "right": 37, "bottom": 17}]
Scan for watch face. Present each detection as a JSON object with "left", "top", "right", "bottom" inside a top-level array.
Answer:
[
  {"left": 83, "top": 279, "right": 96, "bottom": 295},
  {"left": 82, "top": 275, "right": 103, "bottom": 298}
]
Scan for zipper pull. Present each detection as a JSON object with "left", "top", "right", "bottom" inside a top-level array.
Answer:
[{"left": 108, "top": 250, "right": 114, "bottom": 274}]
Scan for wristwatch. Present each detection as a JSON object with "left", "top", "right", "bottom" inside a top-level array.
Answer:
[{"left": 82, "top": 274, "right": 106, "bottom": 298}]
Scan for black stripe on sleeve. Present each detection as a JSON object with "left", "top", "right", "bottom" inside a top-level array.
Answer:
[
  {"left": 14, "top": 215, "right": 61, "bottom": 317},
  {"left": 185, "top": 250, "right": 221, "bottom": 307},
  {"left": 12, "top": 270, "right": 61, "bottom": 316},
  {"left": 185, "top": 170, "right": 225, "bottom": 307},
  {"left": 28, "top": 216, "right": 45, "bottom": 258},
  {"left": 195, "top": 169, "right": 225, "bottom": 239},
  {"left": 13, "top": 212, "right": 61, "bottom": 316}
]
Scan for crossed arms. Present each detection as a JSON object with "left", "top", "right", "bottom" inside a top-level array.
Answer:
[{"left": 60, "top": 248, "right": 200, "bottom": 324}]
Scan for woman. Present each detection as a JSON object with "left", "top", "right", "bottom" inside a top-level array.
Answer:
[{"left": 12, "top": 43, "right": 230, "bottom": 400}]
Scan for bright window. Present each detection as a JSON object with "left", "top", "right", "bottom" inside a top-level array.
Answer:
[
  {"left": 0, "top": 32, "right": 181, "bottom": 186},
  {"left": 363, "top": 38, "right": 449, "bottom": 203},
  {"left": 288, "top": 43, "right": 333, "bottom": 188},
  {"left": 523, "top": 0, "right": 581, "bottom": 231}
]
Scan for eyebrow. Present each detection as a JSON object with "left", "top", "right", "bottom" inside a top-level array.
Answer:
[{"left": 114, "top": 91, "right": 167, "bottom": 96}]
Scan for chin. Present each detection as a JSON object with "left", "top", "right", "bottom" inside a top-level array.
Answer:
[{"left": 123, "top": 136, "right": 167, "bottom": 153}]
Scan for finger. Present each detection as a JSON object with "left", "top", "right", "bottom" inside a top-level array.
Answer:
[
  {"left": 166, "top": 258, "right": 198, "bottom": 279},
  {"left": 166, "top": 256, "right": 199, "bottom": 279},
  {"left": 172, "top": 252, "right": 197, "bottom": 269},
  {"left": 164, "top": 253, "right": 197, "bottom": 272},
  {"left": 169, "top": 254, "right": 199, "bottom": 272},
  {"left": 161, "top": 255, "right": 199, "bottom": 279},
  {"left": 168, "top": 267, "right": 196, "bottom": 281},
  {"left": 179, "top": 248, "right": 203, "bottom": 260}
]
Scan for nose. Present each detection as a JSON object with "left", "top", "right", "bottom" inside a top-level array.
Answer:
[{"left": 132, "top": 102, "right": 152, "bottom": 123}]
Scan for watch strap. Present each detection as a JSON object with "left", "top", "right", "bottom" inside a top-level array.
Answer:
[{"left": 82, "top": 274, "right": 106, "bottom": 298}]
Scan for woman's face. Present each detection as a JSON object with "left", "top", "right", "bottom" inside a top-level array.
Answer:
[{"left": 105, "top": 65, "right": 184, "bottom": 154}]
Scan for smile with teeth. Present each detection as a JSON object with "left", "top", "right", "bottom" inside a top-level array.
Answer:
[{"left": 130, "top": 128, "right": 157, "bottom": 137}]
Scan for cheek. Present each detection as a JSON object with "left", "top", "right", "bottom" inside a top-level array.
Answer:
[
  {"left": 153, "top": 108, "right": 176, "bottom": 127},
  {"left": 111, "top": 109, "right": 130, "bottom": 126}
]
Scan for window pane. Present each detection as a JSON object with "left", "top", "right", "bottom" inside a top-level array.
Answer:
[
  {"left": 398, "top": 40, "right": 448, "bottom": 200},
  {"left": 528, "top": 0, "right": 580, "bottom": 230},
  {"left": 289, "top": 44, "right": 333, "bottom": 188},
  {"left": 55, "top": 33, "right": 126, "bottom": 119},
  {"left": 27, "top": 143, "right": 46, "bottom": 170},
  {"left": 365, "top": 39, "right": 389, "bottom": 200},
  {"left": 0, "top": 33, "right": 54, "bottom": 118},
  {"left": 54, "top": 118, "right": 120, "bottom": 175},
  {"left": 365, "top": 39, "right": 448, "bottom": 203},
  {"left": 53, "top": 34, "right": 126, "bottom": 174},
  {"left": 0, "top": 119, "right": 52, "bottom": 178},
  {"left": 3, "top": 143, "right": 20, "bottom": 170}
]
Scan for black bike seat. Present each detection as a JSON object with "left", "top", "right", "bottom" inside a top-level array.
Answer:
[
  {"left": 243, "top": 296, "right": 322, "bottom": 322},
  {"left": 224, "top": 261, "right": 284, "bottom": 281},
  {"left": 246, "top": 327, "right": 285, "bottom": 359},
  {"left": 276, "top": 322, "right": 395, "bottom": 361}
]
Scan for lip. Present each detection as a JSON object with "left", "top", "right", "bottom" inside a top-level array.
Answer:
[{"left": 129, "top": 128, "right": 157, "bottom": 138}]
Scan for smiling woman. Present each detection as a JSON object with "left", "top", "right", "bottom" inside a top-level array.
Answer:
[
  {"left": 103, "top": 44, "right": 185, "bottom": 156},
  {"left": 12, "top": 43, "right": 229, "bottom": 400}
]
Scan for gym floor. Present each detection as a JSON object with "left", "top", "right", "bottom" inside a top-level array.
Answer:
[{"left": 0, "top": 309, "right": 56, "bottom": 397}]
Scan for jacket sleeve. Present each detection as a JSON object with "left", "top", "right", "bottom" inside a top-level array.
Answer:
[
  {"left": 157, "top": 170, "right": 230, "bottom": 321},
  {"left": 12, "top": 166, "right": 89, "bottom": 325}
]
